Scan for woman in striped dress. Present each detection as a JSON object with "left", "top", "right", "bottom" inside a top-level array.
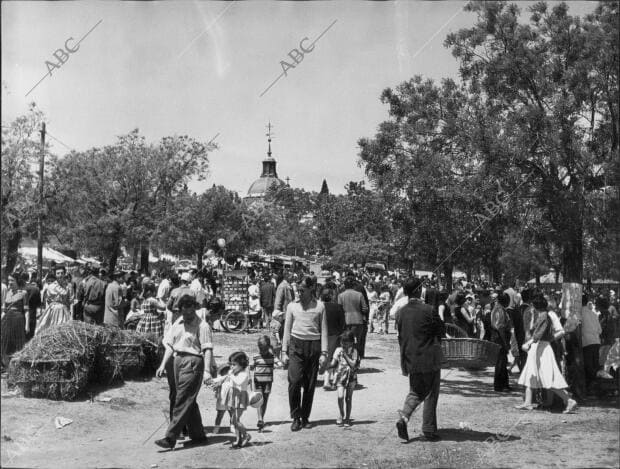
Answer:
[
  {"left": 36, "top": 266, "right": 72, "bottom": 334},
  {"left": 136, "top": 283, "right": 166, "bottom": 336},
  {"left": 1, "top": 275, "right": 29, "bottom": 369}
]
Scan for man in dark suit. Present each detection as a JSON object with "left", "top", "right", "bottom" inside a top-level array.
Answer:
[{"left": 395, "top": 277, "right": 445, "bottom": 442}]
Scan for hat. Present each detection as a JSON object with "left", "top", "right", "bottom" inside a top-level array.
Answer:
[{"left": 181, "top": 272, "right": 191, "bottom": 282}]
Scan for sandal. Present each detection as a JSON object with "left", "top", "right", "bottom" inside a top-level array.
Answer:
[{"left": 336, "top": 416, "right": 343, "bottom": 426}]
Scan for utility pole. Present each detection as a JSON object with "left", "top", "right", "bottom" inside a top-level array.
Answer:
[{"left": 37, "top": 122, "right": 46, "bottom": 284}]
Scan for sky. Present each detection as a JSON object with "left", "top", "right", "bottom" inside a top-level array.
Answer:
[{"left": 1, "top": 1, "right": 598, "bottom": 196}]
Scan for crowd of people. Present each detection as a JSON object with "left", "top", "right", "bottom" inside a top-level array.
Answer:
[{"left": 1, "top": 261, "right": 619, "bottom": 449}]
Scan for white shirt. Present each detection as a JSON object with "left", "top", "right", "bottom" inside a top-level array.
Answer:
[
  {"left": 248, "top": 284, "right": 259, "bottom": 298},
  {"left": 156, "top": 278, "right": 171, "bottom": 301},
  {"left": 190, "top": 278, "right": 203, "bottom": 292}
]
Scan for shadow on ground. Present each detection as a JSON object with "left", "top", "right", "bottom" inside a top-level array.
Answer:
[{"left": 410, "top": 427, "right": 521, "bottom": 443}]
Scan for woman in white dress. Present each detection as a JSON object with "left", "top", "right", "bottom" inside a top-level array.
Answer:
[
  {"left": 516, "top": 294, "right": 577, "bottom": 413},
  {"left": 36, "top": 265, "right": 72, "bottom": 334}
]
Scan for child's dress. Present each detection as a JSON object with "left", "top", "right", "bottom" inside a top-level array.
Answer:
[
  {"left": 223, "top": 370, "right": 249, "bottom": 410},
  {"left": 333, "top": 346, "right": 359, "bottom": 387},
  {"left": 212, "top": 374, "right": 233, "bottom": 412},
  {"left": 136, "top": 297, "right": 164, "bottom": 336}
]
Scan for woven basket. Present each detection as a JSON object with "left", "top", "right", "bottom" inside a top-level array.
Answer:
[
  {"left": 441, "top": 338, "right": 500, "bottom": 369},
  {"left": 445, "top": 323, "right": 469, "bottom": 338}
]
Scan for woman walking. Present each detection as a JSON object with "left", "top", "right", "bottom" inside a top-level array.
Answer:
[
  {"left": 516, "top": 294, "right": 577, "bottom": 413},
  {"left": 282, "top": 276, "right": 328, "bottom": 431},
  {"left": 1, "top": 275, "right": 29, "bottom": 370}
]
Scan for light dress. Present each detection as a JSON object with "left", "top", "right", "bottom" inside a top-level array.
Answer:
[
  {"left": 518, "top": 310, "right": 568, "bottom": 389},
  {"left": 35, "top": 281, "right": 71, "bottom": 334}
]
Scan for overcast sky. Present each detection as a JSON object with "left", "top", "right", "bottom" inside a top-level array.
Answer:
[{"left": 1, "top": 1, "right": 597, "bottom": 195}]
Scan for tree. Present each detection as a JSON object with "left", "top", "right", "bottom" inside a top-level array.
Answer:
[
  {"left": 319, "top": 179, "right": 329, "bottom": 195},
  {"left": 46, "top": 130, "right": 212, "bottom": 271},
  {"left": 358, "top": 77, "right": 506, "bottom": 285},
  {"left": 1, "top": 104, "right": 46, "bottom": 273},
  {"left": 155, "top": 186, "right": 246, "bottom": 268},
  {"left": 445, "top": 1, "right": 618, "bottom": 285},
  {"left": 445, "top": 0, "right": 619, "bottom": 396}
]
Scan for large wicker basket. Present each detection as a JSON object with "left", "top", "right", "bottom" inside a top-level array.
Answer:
[{"left": 441, "top": 324, "right": 500, "bottom": 369}]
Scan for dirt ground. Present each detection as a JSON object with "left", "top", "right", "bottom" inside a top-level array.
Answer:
[{"left": 2, "top": 329, "right": 619, "bottom": 469}]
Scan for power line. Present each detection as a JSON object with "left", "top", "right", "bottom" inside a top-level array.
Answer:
[{"left": 45, "top": 130, "right": 74, "bottom": 152}]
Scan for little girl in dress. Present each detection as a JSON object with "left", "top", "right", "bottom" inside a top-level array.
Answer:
[
  {"left": 211, "top": 351, "right": 252, "bottom": 448},
  {"left": 330, "top": 330, "right": 360, "bottom": 427}
]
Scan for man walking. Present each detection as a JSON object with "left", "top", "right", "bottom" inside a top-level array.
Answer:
[
  {"left": 395, "top": 277, "right": 445, "bottom": 442},
  {"left": 338, "top": 276, "right": 369, "bottom": 358},
  {"left": 155, "top": 294, "right": 212, "bottom": 449},
  {"left": 282, "top": 276, "right": 328, "bottom": 431}
]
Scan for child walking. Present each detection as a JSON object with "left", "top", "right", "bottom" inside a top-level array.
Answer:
[
  {"left": 251, "top": 335, "right": 283, "bottom": 432},
  {"left": 224, "top": 351, "right": 252, "bottom": 448},
  {"left": 330, "top": 330, "right": 360, "bottom": 427},
  {"left": 211, "top": 364, "right": 232, "bottom": 434}
]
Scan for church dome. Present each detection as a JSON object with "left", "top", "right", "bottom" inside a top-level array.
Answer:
[
  {"left": 247, "top": 172, "right": 286, "bottom": 198},
  {"left": 245, "top": 123, "right": 287, "bottom": 200}
]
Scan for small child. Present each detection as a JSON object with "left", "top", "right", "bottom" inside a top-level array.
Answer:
[
  {"left": 330, "top": 330, "right": 360, "bottom": 427},
  {"left": 211, "top": 364, "right": 232, "bottom": 434},
  {"left": 269, "top": 317, "right": 283, "bottom": 360},
  {"left": 124, "top": 290, "right": 143, "bottom": 330},
  {"left": 251, "top": 335, "right": 283, "bottom": 432},
  {"left": 221, "top": 351, "right": 251, "bottom": 448}
]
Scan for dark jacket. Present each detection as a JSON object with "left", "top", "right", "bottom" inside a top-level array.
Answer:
[
  {"left": 396, "top": 299, "right": 445, "bottom": 375},
  {"left": 324, "top": 301, "right": 346, "bottom": 337},
  {"left": 259, "top": 281, "right": 276, "bottom": 309}
]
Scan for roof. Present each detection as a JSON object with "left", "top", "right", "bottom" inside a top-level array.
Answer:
[{"left": 246, "top": 176, "right": 285, "bottom": 198}]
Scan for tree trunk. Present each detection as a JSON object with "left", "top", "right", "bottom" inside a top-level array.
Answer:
[
  {"left": 108, "top": 242, "right": 120, "bottom": 273},
  {"left": 140, "top": 245, "right": 150, "bottom": 275},
  {"left": 443, "top": 264, "right": 453, "bottom": 291},
  {"left": 4, "top": 228, "right": 22, "bottom": 274},
  {"left": 196, "top": 252, "right": 203, "bottom": 270},
  {"left": 560, "top": 209, "right": 586, "bottom": 399},
  {"left": 132, "top": 245, "right": 139, "bottom": 270}
]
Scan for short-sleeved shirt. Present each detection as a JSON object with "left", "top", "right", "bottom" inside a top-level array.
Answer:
[
  {"left": 253, "top": 352, "right": 276, "bottom": 383},
  {"left": 164, "top": 313, "right": 213, "bottom": 357}
]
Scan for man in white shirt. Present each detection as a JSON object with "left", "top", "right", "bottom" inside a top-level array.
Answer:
[{"left": 157, "top": 273, "right": 171, "bottom": 302}]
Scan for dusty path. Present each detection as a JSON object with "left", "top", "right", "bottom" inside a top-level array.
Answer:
[{"left": 2, "top": 330, "right": 619, "bottom": 468}]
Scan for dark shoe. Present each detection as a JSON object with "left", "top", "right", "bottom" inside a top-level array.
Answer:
[
  {"left": 291, "top": 418, "right": 302, "bottom": 432},
  {"left": 257, "top": 420, "right": 265, "bottom": 432},
  {"left": 396, "top": 418, "right": 409, "bottom": 441},
  {"left": 301, "top": 418, "right": 312, "bottom": 429},
  {"left": 422, "top": 432, "right": 441, "bottom": 442},
  {"left": 154, "top": 437, "right": 175, "bottom": 449}
]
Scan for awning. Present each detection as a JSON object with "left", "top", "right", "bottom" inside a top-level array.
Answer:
[{"left": 19, "top": 246, "right": 75, "bottom": 263}]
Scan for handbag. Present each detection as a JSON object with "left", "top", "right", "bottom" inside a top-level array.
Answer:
[{"left": 247, "top": 370, "right": 263, "bottom": 409}]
